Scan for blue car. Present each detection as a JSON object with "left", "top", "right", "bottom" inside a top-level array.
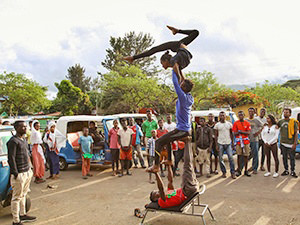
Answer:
[
  {"left": 0, "top": 126, "right": 31, "bottom": 211},
  {"left": 55, "top": 115, "right": 116, "bottom": 170}
]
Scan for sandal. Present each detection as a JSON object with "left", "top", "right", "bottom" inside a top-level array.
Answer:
[{"left": 134, "top": 208, "right": 144, "bottom": 218}]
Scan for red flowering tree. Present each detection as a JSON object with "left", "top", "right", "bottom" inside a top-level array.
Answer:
[{"left": 212, "top": 90, "right": 269, "bottom": 108}]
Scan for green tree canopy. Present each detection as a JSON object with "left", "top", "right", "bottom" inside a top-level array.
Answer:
[
  {"left": 0, "top": 72, "right": 49, "bottom": 116},
  {"left": 66, "top": 64, "right": 91, "bottom": 93},
  {"left": 99, "top": 65, "right": 175, "bottom": 115},
  {"left": 52, "top": 80, "right": 92, "bottom": 115},
  {"left": 248, "top": 81, "right": 300, "bottom": 116},
  {"left": 282, "top": 79, "right": 300, "bottom": 90},
  {"left": 101, "top": 31, "right": 159, "bottom": 76},
  {"left": 186, "top": 71, "right": 226, "bottom": 110}
]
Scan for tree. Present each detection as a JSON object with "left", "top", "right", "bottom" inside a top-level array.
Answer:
[
  {"left": 212, "top": 89, "right": 268, "bottom": 108},
  {"left": 101, "top": 32, "right": 159, "bottom": 76},
  {"left": 186, "top": 71, "right": 226, "bottom": 110},
  {"left": 66, "top": 64, "right": 91, "bottom": 92},
  {"left": 0, "top": 72, "right": 49, "bottom": 116},
  {"left": 248, "top": 81, "right": 300, "bottom": 117},
  {"left": 99, "top": 65, "right": 175, "bottom": 114},
  {"left": 282, "top": 79, "right": 300, "bottom": 90},
  {"left": 52, "top": 80, "right": 93, "bottom": 115}
]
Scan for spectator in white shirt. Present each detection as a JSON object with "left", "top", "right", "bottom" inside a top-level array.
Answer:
[
  {"left": 261, "top": 114, "right": 280, "bottom": 178},
  {"left": 163, "top": 114, "right": 176, "bottom": 132}
]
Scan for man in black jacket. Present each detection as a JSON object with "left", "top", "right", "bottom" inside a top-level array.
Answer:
[{"left": 7, "top": 121, "right": 36, "bottom": 225}]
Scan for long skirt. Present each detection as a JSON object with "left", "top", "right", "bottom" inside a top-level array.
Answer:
[{"left": 32, "top": 144, "right": 45, "bottom": 179}]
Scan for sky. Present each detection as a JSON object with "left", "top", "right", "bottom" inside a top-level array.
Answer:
[{"left": 1, "top": 0, "right": 300, "bottom": 99}]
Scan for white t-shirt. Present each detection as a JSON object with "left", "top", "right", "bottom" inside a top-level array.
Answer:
[
  {"left": 164, "top": 122, "right": 176, "bottom": 132},
  {"left": 117, "top": 127, "right": 134, "bottom": 147},
  {"left": 261, "top": 125, "right": 279, "bottom": 145},
  {"left": 214, "top": 121, "right": 233, "bottom": 145}
]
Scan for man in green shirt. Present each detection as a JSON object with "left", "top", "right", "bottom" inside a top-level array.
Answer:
[
  {"left": 142, "top": 110, "right": 158, "bottom": 165},
  {"left": 278, "top": 108, "right": 299, "bottom": 178}
]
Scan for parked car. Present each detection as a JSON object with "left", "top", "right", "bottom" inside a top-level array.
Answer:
[{"left": 55, "top": 115, "right": 116, "bottom": 170}]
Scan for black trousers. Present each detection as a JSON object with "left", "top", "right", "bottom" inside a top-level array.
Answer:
[
  {"left": 173, "top": 148, "right": 184, "bottom": 174},
  {"left": 133, "top": 29, "right": 199, "bottom": 60},
  {"left": 154, "top": 129, "right": 190, "bottom": 165}
]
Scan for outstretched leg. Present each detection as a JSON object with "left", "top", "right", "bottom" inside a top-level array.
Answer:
[{"left": 124, "top": 27, "right": 199, "bottom": 62}]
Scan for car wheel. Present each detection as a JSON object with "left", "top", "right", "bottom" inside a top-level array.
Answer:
[{"left": 59, "top": 157, "right": 68, "bottom": 171}]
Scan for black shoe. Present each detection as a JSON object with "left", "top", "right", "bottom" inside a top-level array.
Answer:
[
  {"left": 236, "top": 170, "right": 241, "bottom": 177},
  {"left": 291, "top": 171, "right": 298, "bottom": 178},
  {"left": 141, "top": 165, "right": 146, "bottom": 169},
  {"left": 281, "top": 170, "right": 289, "bottom": 176},
  {"left": 13, "top": 222, "right": 23, "bottom": 225},
  {"left": 244, "top": 171, "right": 251, "bottom": 177},
  {"left": 126, "top": 171, "right": 132, "bottom": 176},
  {"left": 20, "top": 215, "right": 37, "bottom": 222}
]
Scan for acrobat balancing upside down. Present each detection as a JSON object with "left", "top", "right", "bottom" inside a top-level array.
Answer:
[{"left": 124, "top": 25, "right": 200, "bottom": 208}]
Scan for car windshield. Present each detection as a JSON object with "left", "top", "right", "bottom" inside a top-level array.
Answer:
[{"left": 0, "top": 131, "right": 13, "bottom": 156}]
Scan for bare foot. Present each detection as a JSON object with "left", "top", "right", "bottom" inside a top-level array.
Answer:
[
  {"left": 146, "top": 165, "right": 160, "bottom": 173},
  {"left": 179, "top": 136, "right": 192, "bottom": 142},
  {"left": 167, "top": 25, "right": 178, "bottom": 35},
  {"left": 123, "top": 56, "right": 134, "bottom": 63},
  {"left": 161, "top": 160, "right": 173, "bottom": 166}
]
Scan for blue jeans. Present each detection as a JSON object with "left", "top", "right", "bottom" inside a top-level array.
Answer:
[
  {"left": 218, "top": 144, "right": 235, "bottom": 174},
  {"left": 250, "top": 141, "right": 259, "bottom": 171}
]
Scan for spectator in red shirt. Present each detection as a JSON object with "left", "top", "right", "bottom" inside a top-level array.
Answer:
[
  {"left": 156, "top": 119, "right": 168, "bottom": 177},
  {"left": 108, "top": 120, "right": 120, "bottom": 176},
  {"left": 128, "top": 117, "right": 145, "bottom": 169},
  {"left": 233, "top": 111, "right": 252, "bottom": 177}
]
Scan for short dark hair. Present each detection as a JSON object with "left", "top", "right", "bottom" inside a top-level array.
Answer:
[
  {"left": 29, "top": 120, "right": 33, "bottom": 125},
  {"left": 208, "top": 113, "right": 213, "bottom": 116},
  {"left": 150, "top": 191, "right": 158, "bottom": 202},
  {"left": 283, "top": 108, "right": 292, "bottom": 114},
  {"left": 248, "top": 107, "right": 255, "bottom": 111},
  {"left": 89, "top": 121, "right": 96, "bottom": 125},
  {"left": 199, "top": 117, "right": 206, "bottom": 122},
  {"left": 158, "top": 119, "right": 163, "bottom": 123},
  {"left": 13, "top": 120, "right": 25, "bottom": 129},
  {"left": 219, "top": 111, "right": 225, "bottom": 115},
  {"left": 183, "top": 79, "right": 194, "bottom": 93},
  {"left": 160, "top": 51, "right": 172, "bottom": 62},
  {"left": 238, "top": 111, "right": 244, "bottom": 115}
]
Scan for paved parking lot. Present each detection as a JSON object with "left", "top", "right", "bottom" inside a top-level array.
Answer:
[{"left": 1, "top": 155, "right": 300, "bottom": 225}]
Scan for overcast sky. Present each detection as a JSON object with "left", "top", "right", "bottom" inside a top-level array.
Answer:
[{"left": 1, "top": 0, "right": 300, "bottom": 98}]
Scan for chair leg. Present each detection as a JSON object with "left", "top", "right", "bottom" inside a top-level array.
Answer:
[
  {"left": 202, "top": 216, "right": 206, "bottom": 225},
  {"left": 140, "top": 209, "right": 149, "bottom": 225},
  {"left": 207, "top": 207, "right": 215, "bottom": 221}
]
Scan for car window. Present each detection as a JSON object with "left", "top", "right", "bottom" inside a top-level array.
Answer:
[
  {"left": 0, "top": 131, "right": 13, "bottom": 156},
  {"left": 106, "top": 120, "right": 115, "bottom": 131}
]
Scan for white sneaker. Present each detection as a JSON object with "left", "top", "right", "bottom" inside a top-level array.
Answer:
[
  {"left": 273, "top": 172, "right": 279, "bottom": 178},
  {"left": 264, "top": 172, "right": 271, "bottom": 177}
]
